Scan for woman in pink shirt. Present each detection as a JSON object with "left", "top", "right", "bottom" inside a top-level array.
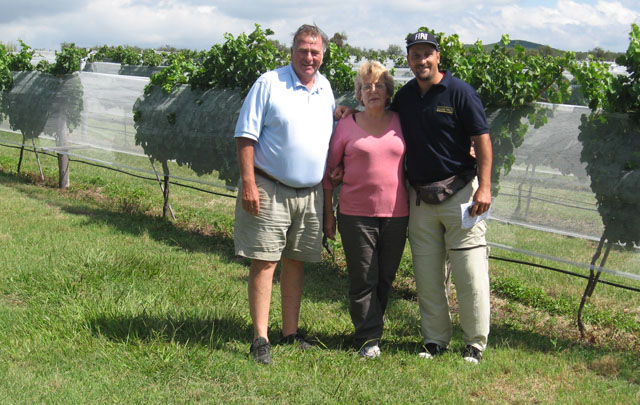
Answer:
[{"left": 323, "top": 61, "right": 409, "bottom": 359}]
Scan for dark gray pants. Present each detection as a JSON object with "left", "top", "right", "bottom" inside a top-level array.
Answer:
[{"left": 337, "top": 213, "right": 409, "bottom": 348}]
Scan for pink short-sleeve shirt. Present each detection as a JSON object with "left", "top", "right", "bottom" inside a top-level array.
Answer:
[{"left": 323, "top": 112, "right": 409, "bottom": 217}]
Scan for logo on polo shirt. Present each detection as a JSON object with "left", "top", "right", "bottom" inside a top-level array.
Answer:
[{"left": 436, "top": 105, "right": 454, "bottom": 114}]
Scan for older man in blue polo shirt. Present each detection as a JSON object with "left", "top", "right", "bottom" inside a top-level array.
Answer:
[
  {"left": 391, "top": 32, "right": 493, "bottom": 364},
  {"left": 234, "top": 24, "right": 335, "bottom": 365}
]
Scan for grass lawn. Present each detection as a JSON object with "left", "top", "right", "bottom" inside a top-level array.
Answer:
[{"left": 0, "top": 142, "right": 638, "bottom": 403}]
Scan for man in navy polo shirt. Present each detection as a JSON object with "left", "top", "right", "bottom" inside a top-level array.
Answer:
[{"left": 391, "top": 32, "right": 493, "bottom": 363}]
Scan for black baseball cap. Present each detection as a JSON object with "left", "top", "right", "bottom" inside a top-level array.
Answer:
[{"left": 406, "top": 32, "right": 439, "bottom": 51}]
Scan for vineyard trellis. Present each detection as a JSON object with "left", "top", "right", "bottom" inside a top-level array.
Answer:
[{"left": 0, "top": 24, "right": 638, "bottom": 337}]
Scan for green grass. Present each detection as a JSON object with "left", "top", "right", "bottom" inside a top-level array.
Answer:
[{"left": 1, "top": 142, "right": 639, "bottom": 403}]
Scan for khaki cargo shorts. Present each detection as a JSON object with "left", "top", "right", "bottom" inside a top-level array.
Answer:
[{"left": 234, "top": 174, "right": 323, "bottom": 263}]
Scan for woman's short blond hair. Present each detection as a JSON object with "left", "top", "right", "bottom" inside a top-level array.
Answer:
[{"left": 354, "top": 61, "right": 395, "bottom": 107}]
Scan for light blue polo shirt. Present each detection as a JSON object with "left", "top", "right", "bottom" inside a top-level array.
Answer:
[{"left": 234, "top": 64, "right": 335, "bottom": 188}]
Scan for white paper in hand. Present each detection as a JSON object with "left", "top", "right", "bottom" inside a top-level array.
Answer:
[{"left": 460, "top": 201, "right": 492, "bottom": 229}]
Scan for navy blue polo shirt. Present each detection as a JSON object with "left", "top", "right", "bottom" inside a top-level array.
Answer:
[{"left": 391, "top": 71, "right": 489, "bottom": 184}]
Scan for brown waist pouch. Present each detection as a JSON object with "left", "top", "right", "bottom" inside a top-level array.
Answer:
[{"left": 412, "top": 168, "right": 476, "bottom": 205}]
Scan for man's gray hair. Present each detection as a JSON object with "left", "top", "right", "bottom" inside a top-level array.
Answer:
[{"left": 292, "top": 24, "right": 329, "bottom": 53}]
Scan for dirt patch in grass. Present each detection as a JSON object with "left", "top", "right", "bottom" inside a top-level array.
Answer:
[
  {"left": 68, "top": 188, "right": 109, "bottom": 204},
  {"left": 479, "top": 375, "right": 561, "bottom": 403},
  {"left": 2, "top": 293, "right": 28, "bottom": 307},
  {"left": 492, "top": 295, "right": 639, "bottom": 354}
]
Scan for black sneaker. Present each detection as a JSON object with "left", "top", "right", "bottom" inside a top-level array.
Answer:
[
  {"left": 419, "top": 342, "right": 447, "bottom": 359},
  {"left": 250, "top": 337, "right": 272, "bottom": 365},
  {"left": 462, "top": 345, "right": 483, "bottom": 364},
  {"left": 281, "top": 332, "right": 313, "bottom": 350}
]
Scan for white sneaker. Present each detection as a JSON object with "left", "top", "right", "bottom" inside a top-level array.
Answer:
[
  {"left": 360, "top": 344, "right": 381, "bottom": 359},
  {"left": 418, "top": 351, "right": 433, "bottom": 359}
]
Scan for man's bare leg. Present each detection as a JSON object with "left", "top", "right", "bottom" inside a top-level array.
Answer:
[
  {"left": 248, "top": 259, "right": 278, "bottom": 341},
  {"left": 280, "top": 256, "right": 305, "bottom": 337}
]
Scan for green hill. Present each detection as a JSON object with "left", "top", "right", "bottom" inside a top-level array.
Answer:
[
  {"left": 481, "top": 39, "right": 563, "bottom": 55},
  {"left": 506, "top": 39, "right": 546, "bottom": 49},
  {"left": 482, "top": 40, "right": 622, "bottom": 60}
]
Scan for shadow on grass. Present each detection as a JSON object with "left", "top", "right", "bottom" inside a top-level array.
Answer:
[
  {"left": 86, "top": 310, "right": 423, "bottom": 358},
  {"left": 1, "top": 169, "right": 236, "bottom": 259},
  {"left": 89, "top": 312, "right": 252, "bottom": 352},
  {"left": 64, "top": 204, "right": 236, "bottom": 257}
]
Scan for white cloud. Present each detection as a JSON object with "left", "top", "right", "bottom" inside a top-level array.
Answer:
[
  {"left": 449, "top": 0, "right": 639, "bottom": 51},
  {"left": 0, "top": 0, "right": 637, "bottom": 51}
]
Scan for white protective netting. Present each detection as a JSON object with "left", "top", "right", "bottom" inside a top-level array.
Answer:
[
  {"left": 490, "top": 103, "right": 598, "bottom": 239},
  {"left": 76, "top": 71, "right": 148, "bottom": 156},
  {"left": 0, "top": 69, "right": 637, "bottom": 281},
  {"left": 487, "top": 103, "right": 639, "bottom": 281}
]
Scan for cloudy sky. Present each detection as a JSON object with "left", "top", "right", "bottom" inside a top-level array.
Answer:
[{"left": 0, "top": 0, "right": 638, "bottom": 53}]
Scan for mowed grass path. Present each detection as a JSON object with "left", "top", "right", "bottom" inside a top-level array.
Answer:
[{"left": 0, "top": 149, "right": 638, "bottom": 403}]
